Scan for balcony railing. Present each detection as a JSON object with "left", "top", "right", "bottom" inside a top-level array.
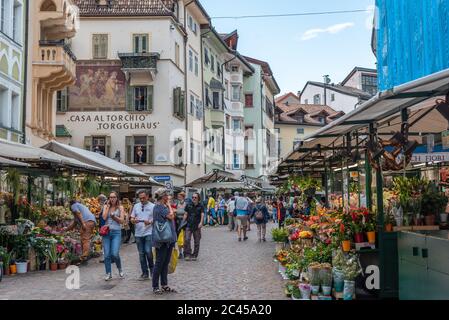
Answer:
[
  {"left": 118, "top": 52, "right": 160, "bottom": 70},
  {"left": 39, "top": 40, "right": 77, "bottom": 62}
]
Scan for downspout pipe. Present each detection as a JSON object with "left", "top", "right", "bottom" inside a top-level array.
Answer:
[
  {"left": 183, "top": 0, "right": 195, "bottom": 186},
  {"left": 21, "top": 0, "right": 29, "bottom": 144}
]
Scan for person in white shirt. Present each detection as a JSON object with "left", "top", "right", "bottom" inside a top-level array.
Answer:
[
  {"left": 227, "top": 196, "right": 236, "bottom": 231},
  {"left": 130, "top": 189, "right": 155, "bottom": 280}
]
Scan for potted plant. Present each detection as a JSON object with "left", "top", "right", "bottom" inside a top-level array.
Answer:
[
  {"left": 9, "top": 258, "right": 16, "bottom": 275},
  {"left": 352, "top": 222, "right": 364, "bottom": 243},
  {"left": 291, "top": 286, "right": 302, "bottom": 300},
  {"left": 56, "top": 243, "right": 69, "bottom": 269},
  {"left": 272, "top": 228, "right": 289, "bottom": 252},
  {"left": 2, "top": 251, "right": 11, "bottom": 276},
  {"left": 14, "top": 234, "right": 29, "bottom": 274},
  {"left": 45, "top": 242, "right": 58, "bottom": 271},
  {"left": 341, "top": 254, "right": 362, "bottom": 301},
  {"left": 337, "top": 223, "right": 352, "bottom": 252},
  {"left": 319, "top": 264, "right": 333, "bottom": 296},
  {"left": 419, "top": 183, "right": 448, "bottom": 226},
  {"left": 298, "top": 283, "right": 311, "bottom": 300},
  {"left": 365, "top": 221, "right": 376, "bottom": 244},
  {"left": 308, "top": 263, "right": 321, "bottom": 295}
]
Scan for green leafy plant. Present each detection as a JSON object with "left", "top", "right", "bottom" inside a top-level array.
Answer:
[
  {"left": 421, "top": 185, "right": 448, "bottom": 216},
  {"left": 13, "top": 234, "right": 30, "bottom": 262},
  {"left": 2, "top": 250, "right": 11, "bottom": 267},
  {"left": 271, "top": 228, "right": 289, "bottom": 243},
  {"left": 45, "top": 242, "right": 58, "bottom": 264}
]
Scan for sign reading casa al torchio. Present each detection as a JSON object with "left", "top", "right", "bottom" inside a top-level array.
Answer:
[{"left": 66, "top": 114, "right": 161, "bottom": 131}]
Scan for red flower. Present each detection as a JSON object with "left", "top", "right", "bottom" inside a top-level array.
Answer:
[{"left": 339, "top": 223, "right": 345, "bottom": 233}]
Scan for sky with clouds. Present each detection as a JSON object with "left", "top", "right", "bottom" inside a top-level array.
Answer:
[{"left": 201, "top": 0, "right": 377, "bottom": 95}]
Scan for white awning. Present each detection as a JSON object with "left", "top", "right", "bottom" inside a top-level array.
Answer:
[
  {"left": 184, "top": 169, "right": 239, "bottom": 187},
  {"left": 41, "top": 141, "right": 150, "bottom": 179},
  {"left": 0, "top": 156, "right": 30, "bottom": 168},
  {"left": 277, "top": 68, "right": 449, "bottom": 171},
  {"left": 0, "top": 139, "right": 108, "bottom": 173}
]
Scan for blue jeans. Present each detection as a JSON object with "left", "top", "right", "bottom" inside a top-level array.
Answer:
[
  {"left": 103, "top": 229, "right": 122, "bottom": 275},
  {"left": 136, "top": 235, "right": 154, "bottom": 276},
  {"left": 217, "top": 209, "right": 225, "bottom": 218}
]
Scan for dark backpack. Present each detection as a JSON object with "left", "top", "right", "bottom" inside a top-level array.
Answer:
[{"left": 255, "top": 206, "right": 265, "bottom": 221}]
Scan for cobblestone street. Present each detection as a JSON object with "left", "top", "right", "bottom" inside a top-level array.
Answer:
[{"left": 0, "top": 223, "right": 287, "bottom": 300}]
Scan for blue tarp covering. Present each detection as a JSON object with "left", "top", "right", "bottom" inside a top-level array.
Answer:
[{"left": 376, "top": 0, "right": 449, "bottom": 91}]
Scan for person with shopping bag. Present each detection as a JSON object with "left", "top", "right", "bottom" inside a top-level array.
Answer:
[{"left": 152, "top": 188, "right": 177, "bottom": 295}]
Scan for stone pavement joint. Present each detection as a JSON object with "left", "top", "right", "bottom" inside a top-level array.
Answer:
[{"left": 0, "top": 223, "right": 287, "bottom": 300}]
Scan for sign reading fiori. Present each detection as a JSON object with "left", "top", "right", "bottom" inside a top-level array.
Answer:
[
  {"left": 67, "top": 114, "right": 160, "bottom": 131},
  {"left": 411, "top": 152, "right": 449, "bottom": 163}
]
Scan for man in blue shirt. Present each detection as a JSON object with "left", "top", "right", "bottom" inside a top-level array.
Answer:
[
  {"left": 234, "top": 192, "right": 250, "bottom": 242},
  {"left": 64, "top": 200, "right": 97, "bottom": 265}
]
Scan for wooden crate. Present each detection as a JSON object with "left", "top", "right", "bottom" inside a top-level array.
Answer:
[
  {"left": 411, "top": 225, "right": 440, "bottom": 231},
  {"left": 393, "top": 226, "right": 413, "bottom": 232},
  {"left": 332, "top": 289, "right": 356, "bottom": 300}
]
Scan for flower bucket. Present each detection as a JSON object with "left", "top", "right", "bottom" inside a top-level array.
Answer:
[
  {"left": 39, "top": 261, "right": 47, "bottom": 271},
  {"left": 299, "top": 284, "right": 311, "bottom": 300},
  {"left": 9, "top": 264, "right": 17, "bottom": 274},
  {"left": 50, "top": 263, "right": 58, "bottom": 271},
  {"left": 342, "top": 240, "right": 351, "bottom": 252},
  {"left": 322, "top": 286, "right": 332, "bottom": 296},
  {"left": 425, "top": 215, "right": 436, "bottom": 226},
  {"left": 354, "top": 233, "right": 364, "bottom": 243},
  {"left": 440, "top": 213, "right": 448, "bottom": 223},
  {"left": 311, "top": 285, "right": 320, "bottom": 295},
  {"left": 16, "top": 261, "right": 28, "bottom": 274},
  {"left": 385, "top": 224, "right": 393, "bottom": 232},
  {"left": 343, "top": 280, "right": 355, "bottom": 300},
  {"left": 58, "top": 262, "right": 68, "bottom": 270},
  {"left": 366, "top": 231, "right": 376, "bottom": 244},
  {"left": 333, "top": 269, "right": 344, "bottom": 293}
]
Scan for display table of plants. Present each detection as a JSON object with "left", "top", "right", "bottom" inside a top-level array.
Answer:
[
  {"left": 272, "top": 207, "right": 372, "bottom": 300},
  {"left": 383, "top": 177, "right": 447, "bottom": 231}
]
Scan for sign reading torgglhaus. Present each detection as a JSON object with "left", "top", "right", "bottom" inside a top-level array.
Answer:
[{"left": 67, "top": 114, "right": 160, "bottom": 131}]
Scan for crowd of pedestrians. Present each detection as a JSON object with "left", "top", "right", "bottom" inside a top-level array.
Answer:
[{"left": 65, "top": 188, "right": 281, "bottom": 295}]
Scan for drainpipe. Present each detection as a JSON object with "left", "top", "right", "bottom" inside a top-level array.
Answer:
[
  {"left": 21, "top": 0, "right": 29, "bottom": 144},
  {"left": 200, "top": 30, "right": 211, "bottom": 175},
  {"left": 221, "top": 52, "right": 238, "bottom": 172},
  {"left": 183, "top": 0, "right": 195, "bottom": 186}
]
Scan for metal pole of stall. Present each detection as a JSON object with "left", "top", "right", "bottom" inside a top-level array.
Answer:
[{"left": 365, "top": 149, "right": 373, "bottom": 211}]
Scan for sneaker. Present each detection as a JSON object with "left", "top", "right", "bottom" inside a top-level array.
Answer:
[
  {"left": 185, "top": 256, "right": 192, "bottom": 261},
  {"left": 105, "top": 274, "right": 112, "bottom": 281},
  {"left": 238, "top": 238, "right": 242, "bottom": 242},
  {"left": 191, "top": 256, "right": 197, "bottom": 261},
  {"left": 262, "top": 238, "right": 266, "bottom": 242},
  {"left": 119, "top": 271, "right": 125, "bottom": 278},
  {"left": 244, "top": 237, "right": 248, "bottom": 241}
]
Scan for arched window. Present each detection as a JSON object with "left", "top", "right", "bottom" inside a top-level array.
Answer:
[{"left": 40, "top": 0, "right": 57, "bottom": 12}]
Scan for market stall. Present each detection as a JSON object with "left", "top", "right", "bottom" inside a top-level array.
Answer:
[
  {"left": 270, "top": 68, "right": 449, "bottom": 300},
  {"left": 0, "top": 139, "right": 151, "bottom": 277}
]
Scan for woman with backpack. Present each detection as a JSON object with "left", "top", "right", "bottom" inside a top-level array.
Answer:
[{"left": 252, "top": 197, "right": 270, "bottom": 242}]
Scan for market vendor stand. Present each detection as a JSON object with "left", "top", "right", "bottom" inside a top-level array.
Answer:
[
  {"left": 271, "top": 68, "right": 449, "bottom": 299},
  {"left": 0, "top": 139, "right": 153, "bottom": 276}
]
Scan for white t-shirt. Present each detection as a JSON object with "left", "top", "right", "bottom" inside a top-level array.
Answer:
[
  {"left": 227, "top": 200, "right": 235, "bottom": 213},
  {"left": 131, "top": 201, "right": 155, "bottom": 237}
]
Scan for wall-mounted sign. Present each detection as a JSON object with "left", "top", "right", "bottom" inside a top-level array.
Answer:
[
  {"left": 411, "top": 152, "right": 449, "bottom": 163},
  {"left": 67, "top": 114, "right": 160, "bottom": 131},
  {"left": 154, "top": 176, "right": 171, "bottom": 182}
]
